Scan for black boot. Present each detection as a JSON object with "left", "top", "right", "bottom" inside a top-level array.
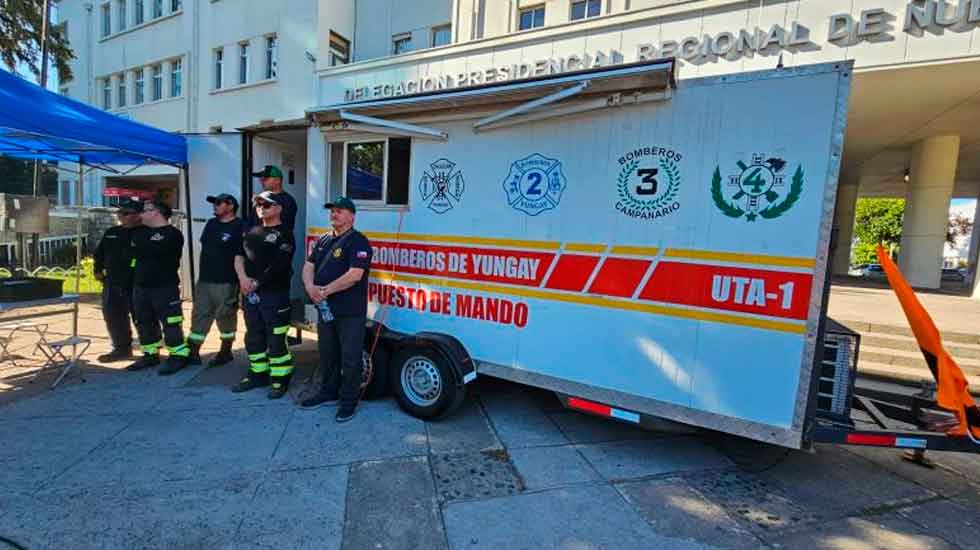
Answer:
[
  {"left": 125, "top": 354, "right": 160, "bottom": 371},
  {"left": 158, "top": 355, "right": 189, "bottom": 375},
  {"left": 208, "top": 340, "right": 234, "bottom": 367},
  {"left": 98, "top": 347, "right": 134, "bottom": 363},
  {"left": 231, "top": 371, "right": 270, "bottom": 393},
  {"left": 187, "top": 341, "right": 202, "bottom": 366},
  {"left": 267, "top": 374, "right": 292, "bottom": 400}
]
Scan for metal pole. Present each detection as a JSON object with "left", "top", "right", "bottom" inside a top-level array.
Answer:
[
  {"left": 73, "top": 162, "right": 82, "bottom": 341},
  {"left": 31, "top": 0, "right": 53, "bottom": 271}
]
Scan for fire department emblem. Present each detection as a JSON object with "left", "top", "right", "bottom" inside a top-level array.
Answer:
[
  {"left": 419, "top": 158, "right": 465, "bottom": 214},
  {"left": 711, "top": 154, "right": 804, "bottom": 222},
  {"left": 502, "top": 153, "right": 566, "bottom": 216}
]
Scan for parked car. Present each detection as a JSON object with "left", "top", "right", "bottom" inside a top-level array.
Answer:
[
  {"left": 854, "top": 264, "right": 886, "bottom": 280},
  {"left": 941, "top": 268, "right": 966, "bottom": 282}
]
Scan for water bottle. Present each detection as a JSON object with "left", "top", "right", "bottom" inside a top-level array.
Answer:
[
  {"left": 246, "top": 292, "right": 261, "bottom": 305},
  {"left": 316, "top": 300, "right": 334, "bottom": 323}
]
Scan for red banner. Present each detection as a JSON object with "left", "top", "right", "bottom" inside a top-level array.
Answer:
[{"left": 371, "top": 240, "right": 555, "bottom": 288}]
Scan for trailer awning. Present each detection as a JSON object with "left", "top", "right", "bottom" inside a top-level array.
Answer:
[
  {"left": 308, "top": 58, "right": 676, "bottom": 135},
  {"left": 0, "top": 68, "right": 186, "bottom": 168}
]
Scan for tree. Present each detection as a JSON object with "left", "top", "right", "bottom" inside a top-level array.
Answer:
[
  {"left": 947, "top": 213, "right": 973, "bottom": 246},
  {"left": 852, "top": 198, "right": 905, "bottom": 265},
  {"left": 0, "top": 0, "right": 75, "bottom": 82}
]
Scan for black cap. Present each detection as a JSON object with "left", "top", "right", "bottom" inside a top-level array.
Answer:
[
  {"left": 252, "top": 190, "right": 280, "bottom": 206},
  {"left": 206, "top": 193, "right": 239, "bottom": 212},
  {"left": 251, "top": 165, "right": 284, "bottom": 179},
  {"left": 117, "top": 198, "right": 143, "bottom": 213},
  {"left": 324, "top": 196, "right": 356, "bottom": 214}
]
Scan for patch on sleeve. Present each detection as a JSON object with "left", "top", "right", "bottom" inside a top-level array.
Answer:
[{"left": 356, "top": 250, "right": 369, "bottom": 259}]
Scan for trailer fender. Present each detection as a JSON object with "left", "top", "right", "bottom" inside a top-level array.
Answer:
[{"left": 410, "top": 332, "right": 476, "bottom": 388}]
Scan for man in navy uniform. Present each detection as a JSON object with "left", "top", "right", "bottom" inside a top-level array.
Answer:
[
  {"left": 231, "top": 191, "right": 296, "bottom": 399},
  {"left": 299, "top": 196, "right": 372, "bottom": 422},
  {"left": 93, "top": 198, "right": 142, "bottom": 362},
  {"left": 249, "top": 165, "right": 297, "bottom": 233}
]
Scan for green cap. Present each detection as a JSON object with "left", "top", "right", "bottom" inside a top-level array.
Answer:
[
  {"left": 324, "top": 196, "right": 356, "bottom": 214},
  {"left": 251, "top": 165, "right": 284, "bottom": 179}
]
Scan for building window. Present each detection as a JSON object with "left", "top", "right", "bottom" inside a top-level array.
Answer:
[
  {"left": 329, "top": 31, "right": 350, "bottom": 66},
  {"left": 101, "top": 3, "right": 111, "bottom": 36},
  {"left": 392, "top": 34, "right": 412, "bottom": 55},
  {"left": 117, "top": 73, "right": 127, "bottom": 107},
  {"left": 431, "top": 24, "right": 451, "bottom": 47},
  {"left": 153, "top": 0, "right": 162, "bottom": 18},
  {"left": 213, "top": 48, "right": 223, "bottom": 89},
  {"left": 171, "top": 0, "right": 181, "bottom": 12},
  {"left": 239, "top": 42, "right": 249, "bottom": 84},
  {"left": 134, "top": 0, "right": 144, "bottom": 24},
  {"left": 170, "top": 58, "right": 182, "bottom": 97},
  {"left": 134, "top": 68, "right": 144, "bottom": 103},
  {"left": 570, "top": 0, "right": 601, "bottom": 21},
  {"left": 102, "top": 78, "right": 111, "bottom": 108},
  {"left": 59, "top": 87, "right": 69, "bottom": 96},
  {"left": 265, "top": 35, "right": 277, "bottom": 79},
  {"left": 117, "top": 0, "right": 127, "bottom": 31},
  {"left": 344, "top": 138, "right": 410, "bottom": 205},
  {"left": 519, "top": 5, "right": 545, "bottom": 30},
  {"left": 152, "top": 64, "right": 162, "bottom": 100}
]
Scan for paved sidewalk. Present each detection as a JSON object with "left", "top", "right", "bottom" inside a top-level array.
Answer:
[{"left": 0, "top": 302, "right": 978, "bottom": 549}]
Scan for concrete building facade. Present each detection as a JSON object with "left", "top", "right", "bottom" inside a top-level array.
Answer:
[{"left": 55, "top": 0, "right": 980, "bottom": 290}]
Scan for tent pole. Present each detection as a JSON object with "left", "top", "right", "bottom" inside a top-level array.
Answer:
[{"left": 73, "top": 162, "right": 82, "bottom": 340}]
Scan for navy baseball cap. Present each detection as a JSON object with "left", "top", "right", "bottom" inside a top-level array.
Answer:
[
  {"left": 207, "top": 193, "right": 239, "bottom": 211},
  {"left": 324, "top": 196, "right": 356, "bottom": 214},
  {"left": 117, "top": 198, "right": 143, "bottom": 213}
]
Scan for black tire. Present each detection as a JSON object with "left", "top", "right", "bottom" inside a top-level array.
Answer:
[
  {"left": 390, "top": 344, "right": 465, "bottom": 419},
  {"left": 361, "top": 343, "right": 390, "bottom": 400}
]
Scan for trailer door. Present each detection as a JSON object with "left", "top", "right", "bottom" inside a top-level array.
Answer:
[{"left": 183, "top": 133, "right": 244, "bottom": 295}]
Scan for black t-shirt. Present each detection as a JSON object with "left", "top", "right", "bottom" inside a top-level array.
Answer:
[
  {"left": 247, "top": 191, "right": 297, "bottom": 234},
  {"left": 307, "top": 229, "right": 372, "bottom": 317},
  {"left": 198, "top": 217, "right": 245, "bottom": 284},
  {"left": 131, "top": 225, "right": 183, "bottom": 288},
  {"left": 94, "top": 225, "right": 136, "bottom": 288},
  {"left": 241, "top": 224, "right": 295, "bottom": 292}
]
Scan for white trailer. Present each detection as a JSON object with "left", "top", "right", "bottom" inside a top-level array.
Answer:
[{"left": 186, "top": 58, "right": 978, "bottom": 453}]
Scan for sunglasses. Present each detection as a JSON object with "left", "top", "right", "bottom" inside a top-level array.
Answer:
[{"left": 255, "top": 202, "right": 277, "bottom": 209}]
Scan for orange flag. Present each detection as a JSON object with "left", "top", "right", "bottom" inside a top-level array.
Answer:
[{"left": 876, "top": 245, "right": 980, "bottom": 439}]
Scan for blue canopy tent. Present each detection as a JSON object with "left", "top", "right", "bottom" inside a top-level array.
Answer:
[{"left": 0, "top": 67, "right": 187, "bottom": 369}]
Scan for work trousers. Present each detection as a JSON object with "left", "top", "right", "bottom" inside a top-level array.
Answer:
[
  {"left": 317, "top": 315, "right": 366, "bottom": 407},
  {"left": 188, "top": 282, "right": 239, "bottom": 346},
  {"left": 101, "top": 283, "right": 134, "bottom": 351},
  {"left": 133, "top": 285, "right": 189, "bottom": 359},
  {"left": 243, "top": 289, "right": 293, "bottom": 382}
]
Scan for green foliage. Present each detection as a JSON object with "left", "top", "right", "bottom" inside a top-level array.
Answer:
[
  {"left": 0, "top": 0, "right": 75, "bottom": 82},
  {"left": 0, "top": 257, "right": 103, "bottom": 294},
  {"left": 852, "top": 198, "right": 905, "bottom": 265}
]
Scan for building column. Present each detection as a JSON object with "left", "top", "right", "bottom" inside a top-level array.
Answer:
[
  {"left": 899, "top": 135, "right": 960, "bottom": 289},
  {"left": 832, "top": 182, "right": 859, "bottom": 276},
  {"left": 968, "top": 188, "right": 980, "bottom": 298}
]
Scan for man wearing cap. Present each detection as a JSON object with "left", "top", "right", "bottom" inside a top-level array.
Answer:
[
  {"left": 186, "top": 194, "right": 245, "bottom": 367},
  {"left": 93, "top": 198, "right": 142, "bottom": 362},
  {"left": 299, "top": 196, "right": 372, "bottom": 422},
  {"left": 249, "top": 165, "right": 297, "bottom": 234},
  {"left": 231, "top": 190, "right": 296, "bottom": 399},
  {"left": 127, "top": 200, "right": 191, "bottom": 374}
]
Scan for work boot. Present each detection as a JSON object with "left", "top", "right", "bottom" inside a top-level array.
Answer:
[
  {"left": 231, "top": 371, "right": 270, "bottom": 393},
  {"left": 98, "top": 347, "right": 134, "bottom": 363},
  {"left": 267, "top": 375, "right": 292, "bottom": 400},
  {"left": 299, "top": 386, "right": 339, "bottom": 409},
  {"left": 336, "top": 400, "right": 358, "bottom": 423},
  {"left": 158, "top": 355, "right": 189, "bottom": 376},
  {"left": 125, "top": 354, "right": 160, "bottom": 372},
  {"left": 187, "top": 342, "right": 202, "bottom": 366},
  {"left": 208, "top": 340, "right": 234, "bottom": 367}
]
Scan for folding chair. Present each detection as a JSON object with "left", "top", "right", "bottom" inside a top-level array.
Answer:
[
  {"left": 35, "top": 335, "right": 91, "bottom": 388},
  {"left": 0, "top": 321, "right": 50, "bottom": 367}
]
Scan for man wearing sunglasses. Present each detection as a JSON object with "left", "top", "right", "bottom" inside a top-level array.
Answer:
[
  {"left": 231, "top": 191, "right": 296, "bottom": 399},
  {"left": 127, "top": 200, "right": 191, "bottom": 374},
  {"left": 93, "top": 198, "right": 143, "bottom": 363},
  {"left": 248, "top": 165, "right": 297, "bottom": 234},
  {"left": 186, "top": 194, "right": 244, "bottom": 367}
]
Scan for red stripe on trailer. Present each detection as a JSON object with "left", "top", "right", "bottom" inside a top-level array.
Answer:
[
  {"left": 545, "top": 254, "right": 601, "bottom": 292},
  {"left": 568, "top": 397, "right": 612, "bottom": 417},
  {"left": 846, "top": 433, "right": 896, "bottom": 446},
  {"left": 587, "top": 258, "right": 651, "bottom": 298}
]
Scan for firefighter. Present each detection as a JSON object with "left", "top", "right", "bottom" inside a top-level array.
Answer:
[
  {"left": 248, "top": 165, "right": 297, "bottom": 234},
  {"left": 231, "top": 191, "right": 296, "bottom": 399},
  {"left": 126, "top": 200, "right": 191, "bottom": 374},
  {"left": 186, "top": 194, "right": 244, "bottom": 367},
  {"left": 93, "top": 198, "right": 142, "bottom": 363},
  {"left": 298, "top": 196, "right": 372, "bottom": 422}
]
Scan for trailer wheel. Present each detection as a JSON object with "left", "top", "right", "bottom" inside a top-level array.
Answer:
[
  {"left": 361, "top": 344, "right": 390, "bottom": 400},
  {"left": 391, "top": 345, "right": 463, "bottom": 419}
]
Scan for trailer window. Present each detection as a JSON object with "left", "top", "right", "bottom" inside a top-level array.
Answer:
[{"left": 342, "top": 137, "right": 410, "bottom": 207}]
